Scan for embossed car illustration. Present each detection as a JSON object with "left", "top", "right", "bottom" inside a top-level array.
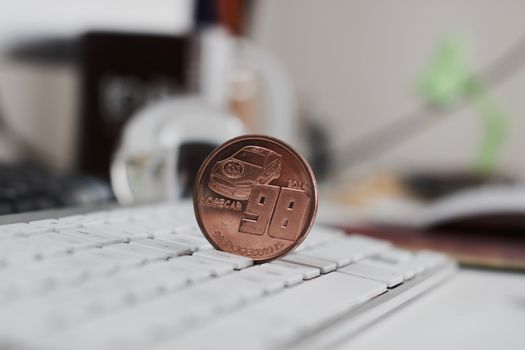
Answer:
[{"left": 209, "top": 146, "right": 282, "bottom": 200}]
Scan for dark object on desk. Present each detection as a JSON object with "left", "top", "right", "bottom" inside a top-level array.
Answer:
[
  {"left": 342, "top": 221, "right": 525, "bottom": 271},
  {"left": 0, "top": 163, "right": 113, "bottom": 215},
  {"left": 402, "top": 170, "right": 513, "bottom": 200},
  {"left": 78, "top": 32, "right": 191, "bottom": 179},
  {"left": 343, "top": 224, "right": 525, "bottom": 271},
  {"left": 430, "top": 213, "right": 525, "bottom": 234},
  {"left": 341, "top": 184, "right": 525, "bottom": 270},
  {"left": 419, "top": 184, "right": 525, "bottom": 233}
]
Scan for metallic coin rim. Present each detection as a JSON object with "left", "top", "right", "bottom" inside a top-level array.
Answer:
[{"left": 193, "top": 134, "right": 318, "bottom": 263}]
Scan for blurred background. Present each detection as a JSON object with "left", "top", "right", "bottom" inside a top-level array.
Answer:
[{"left": 0, "top": 0, "right": 524, "bottom": 266}]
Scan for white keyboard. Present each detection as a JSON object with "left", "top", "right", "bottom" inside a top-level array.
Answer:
[{"left": 0, "top": 202, "right": 455, "bottom": 350}]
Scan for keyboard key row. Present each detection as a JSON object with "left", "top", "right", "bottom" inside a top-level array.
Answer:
[
  {"left": 150, "top": 273, "right": 386, "bottom": 350},
  {"left": 0, "top": 230, "right": 210, "bottom": 266},
  {"left": 0, "top": 243, "right": 449, "bottom": 350}
]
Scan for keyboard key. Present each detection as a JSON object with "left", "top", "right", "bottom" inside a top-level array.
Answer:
[
  {"left": 376, "top": 247, "right": 413, "bottom": 263},
  {"left": 37, "top": 232, "right": 100, "bottom": 252},
  {"left": 300, "top": 235, "right": 390, "bottom": 267},
  {"left": 59, "top": 214, "right": 105, "bottom": 227},
  {"left": 295, "top": 225, "right": 345, "bottom": 251},
  {"left": 359, "top": 258, "right": 416, "bottom": 280},
  {"left": 172, "top": 255, "right": 235, "bottom": 276},
  {"left": 267, "top": 260, "right": 320, "bottom": 280},
  {"left": 115, "top": 222, "right": 173, "bottom": 236},
  {"left": 3, "top": 235, "right": 81, "bottom": 260},
  {"left": 0, "top": 223, "right": 50, "bottom": 237},
  {"left": 155, "top": 234, "right": 212, "bottom": 252},
  {"left": 338, "top": 262, "right": 404, "bottom": 287},
  {"left": 246, "top": 265, "right": 303, "bottom": 287},
  {"left": 279, "top": 253, "right": 336, "bottom": 273},
  {"left": 239, "top": 269, "right": 286, "bottom": 293},
  {"left": 76, "top": 248, "right": 145, "bottom": 269},
  {"left": 131, "top": 239, "right": 191, "bottom": 257},
  {"left": 111, "top": 265, "right": 190, "bottom": 299},
  {"left": 90, "top": 224, "right": 151, "bottom": 240},
  {"left": 159, "top": 261, "right": 213, "bottom": 284},
  {"left": 414, "top": 251, "right": 448, "bottom": 271},
  {"left": 29, "top": 219, "right": 80, "bottom": 232},
  {"left": 105, "top": 243, "right": 171, "bottom": 262},
  {"left": 49, "top": 254, "right": 120, "bottom": 278},
  {"left": 60, "top": 228, "right": 128, "bottom": 247},
  {"left": 193, "top": 250, "right": 253, "bottom": 269},
  {"left": 0, "top": 269, "right": 59, "bottom": 301},
  {"left": 0, "top": 237, "right": 61, "bottom": 262}
]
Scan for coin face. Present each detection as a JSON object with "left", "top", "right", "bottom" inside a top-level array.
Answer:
[{"left": 193, "top": 135, "right": 318, "bottom": 262}]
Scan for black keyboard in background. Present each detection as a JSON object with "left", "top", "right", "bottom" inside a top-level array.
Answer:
[{"left": 0, "top": 164, "right": 114, "bottom": 215}]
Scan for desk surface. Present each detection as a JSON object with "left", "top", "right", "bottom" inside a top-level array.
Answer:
[{"left": 341, "top": 269, "right": 525, "bottom": 350}]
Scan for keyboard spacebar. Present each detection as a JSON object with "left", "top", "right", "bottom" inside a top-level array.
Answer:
[{"left": 160, "top": 272, "right": 387, "bottom": 349}]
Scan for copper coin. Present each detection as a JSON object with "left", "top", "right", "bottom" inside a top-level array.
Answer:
[{"left": 193, "top": 135, "right": 318, "bottom": 262}]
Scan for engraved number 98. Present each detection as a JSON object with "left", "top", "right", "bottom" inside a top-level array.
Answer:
[{"left": 239, "top": 184, "right": 309, "bottom": 241}]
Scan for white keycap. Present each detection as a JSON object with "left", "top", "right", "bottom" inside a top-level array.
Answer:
[
  {"left": 267, "top": 260, "right": 320, "bottom": 280},
  {"left": 279, "top": 253, "right": 337, "bottom": 273},
  {"left": 296, "top": 225, "right": 345, "bottom": 251},
  {"left": 29, "top": 219, "right": 80, "bottom": 232},
  {"left": 193, "top": 250, "right": 253, "bottom": 269},
  {"left": 239, "top": 269, "right": 286, "bottom": 293},
  {"left": 90, "top": 224, "right": 150, "bottom": 240},
  {"left": 76, "top": 272, "right": 169, "bottom": 306},
  {"left": 0, "top": 238, "right": 48, "bottom": 262},
  {"left": 130, "top": 239, "right": 191, "bottom": 257},
  {"left": 0, "top": 297, "right": 80, "bottom": 337},
  {"left": 376, "top": 247, "right": 413, "bottom": 263},
  {"left": 113, "top": 264, "right": 191, "bottom": 297},
  {"left": 0, "top": 269, "right": 57, "bottom": 300},
  {"left": 161, "top": 273, "right": 387, "bottom": 350},
  {"left": 104, "top": 215, "right": 129, "bottom": 224},
  {"left": 0, "top": 223, "right": 50, "bottom": 237},
  {"left": 76, "top": 248, "right": 145, "bottom": 269},
  {"left": 155, "top": 234, "right": 212, "bottom": 252},
  {"left": 37, "top": 232, "right": 99, "bottom": 253},
  {"left": 59, "top": 214, "right": 105, "bottom": 227},
  {"left": 338, "top": 262, "right": 404, "bottom": 287},
  {"left": 294, "top": 233, "right": 334, "bottom": 251},
  {"left": 73, "top": 280, "right": 140, "bottom": 310},
  {"left": 1, "top": 257, "right": 96, "bottom": 300},
  {"left": 2, "top": 235, "right": 71, "bottom": 258},
  {"left": 15, "top": 263, "right": 87, "bottom": 293},
  {"left": 248, "top": 265, "right": 303, "bottom": 287},
  {"left": 359, "top": 258, "right": 416, "bottom": 280},
  {"left": 195, "top": 274, "right": 267, "bottom": 308},
  {"left": 300, "top": 235, "right": 390, "bottom": 267},
  {"left": 139, "top": 259, "right": 211, "bottom": 283},
  {"left": 117, "top": 222, "right": 173, "bottom": 236},
  {"left": 414, "top": 251, "right": 448, "bottom": 271},
  {"left": 172, "top": 255, "right": 235, "bottom": 276},
  {"left": 61, "top": 228, "right": 128, "bottom": 247},
  {"left": 105, "top": 243, "right": 171, "bottom": 262},
  {"left": 58, "top": 256, "right": 119, "bottom": 278},
  {"left": 160, "top": 261, "right": 212, "bottom": 284}
]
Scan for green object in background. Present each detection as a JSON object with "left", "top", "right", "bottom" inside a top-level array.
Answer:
[
  {"left": 419, "top": 37, "right": 509, "bottom": 174},
  {"left": 419, "top": 37, "right": 471, "bottom": 106}
]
